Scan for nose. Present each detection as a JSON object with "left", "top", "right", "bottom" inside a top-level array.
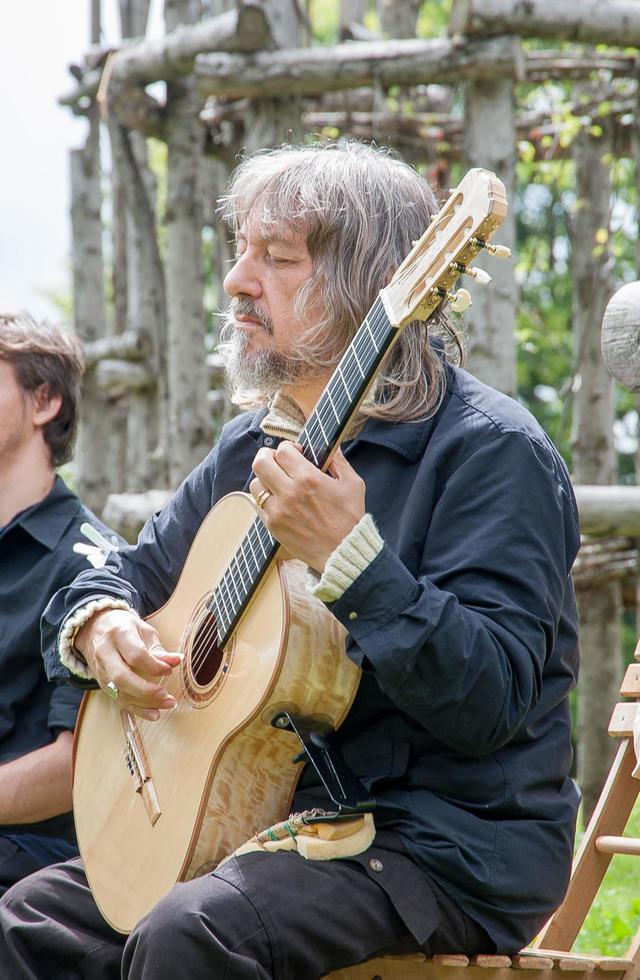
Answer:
[{"left": 223, "top": 249, "right": 262, "bottom": 299}]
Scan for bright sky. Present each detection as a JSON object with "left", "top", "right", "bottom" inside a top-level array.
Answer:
[{"left": 0, "top": 1, "right": 161, "bottom": 323}]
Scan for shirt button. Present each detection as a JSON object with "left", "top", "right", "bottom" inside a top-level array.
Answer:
[
  {"left": 263, "top": 436, "right": 274, "bottom": 447},
  {"left": 369, "top": 858, "right": 384, "bottom": 873},
  {"left": 348, "top": 611, "right": 358, "bottom": 621}
]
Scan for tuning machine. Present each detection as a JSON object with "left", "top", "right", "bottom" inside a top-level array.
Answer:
[
  {"left": 428, "top": 286, "right": 472, "bottom": 314},
  {"left": 450, "top": 261, "right": 491, "bottom": 285},
  {"left": 470, "top": 238, "right": 511, "bottom": 259}
]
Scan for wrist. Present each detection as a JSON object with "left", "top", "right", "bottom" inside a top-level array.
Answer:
[{"left": 59, "top": 597, "right": 132, "bottom": 679}]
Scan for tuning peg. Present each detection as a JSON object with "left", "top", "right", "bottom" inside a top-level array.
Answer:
[
  {"left": 465, "top": 266, "right": 492, "bottom": 285},
  {"left": 450, "top": 288, "right": 472, "bottom": 313},
  {"left": 449, "top": 261, "right": 491, "bottom": 285},
  {"left": 471, "top": 238, "right": 511, "bottom": 259}
]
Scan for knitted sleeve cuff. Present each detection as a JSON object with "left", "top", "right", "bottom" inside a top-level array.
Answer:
[
  {"left": 309, "top": 514, "right": 384, "bottom": 604},
  {"left": 59, "top": 597, "right": 132, "bottom": 679}
]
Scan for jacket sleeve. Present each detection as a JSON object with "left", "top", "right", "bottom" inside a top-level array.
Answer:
[
  {"left": 41, "top": 446, "right": 219, "bottom": 681},
  {"left": 328, "top": 430, "right": 580, "bottom": 756}
]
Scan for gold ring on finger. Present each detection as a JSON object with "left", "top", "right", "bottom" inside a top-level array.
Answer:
[{"left": 255, "top": 488, "right": 272, "bottom": 510}]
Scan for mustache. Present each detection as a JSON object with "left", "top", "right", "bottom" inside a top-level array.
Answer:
[{"left": 231, "top": 298, "right": 272, "bottom": 334}]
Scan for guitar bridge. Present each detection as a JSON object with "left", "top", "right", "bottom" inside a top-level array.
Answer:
[{"left": 120, "top": 710, "right": 162, "bottom": 826}]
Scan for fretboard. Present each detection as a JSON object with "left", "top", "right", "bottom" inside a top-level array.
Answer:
[{"left": 211, "top": 295, "right": 396, "bottom": 647}]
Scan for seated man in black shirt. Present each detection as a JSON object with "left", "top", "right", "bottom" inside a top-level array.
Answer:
[
  {"left": 0, "top": 147, "right": 579, "bottom": 979},
  {"left": 0, "top": 311, "right": 121, "bottom": 895}
]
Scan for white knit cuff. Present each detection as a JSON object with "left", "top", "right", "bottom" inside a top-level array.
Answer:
[
  {"left": 59, "top": 597, "right": 132, "bottom": 679},
  {"left": 309, "top": 514, "right": 384, "bottom": 603}
]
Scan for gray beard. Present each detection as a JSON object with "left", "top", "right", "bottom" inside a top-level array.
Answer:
[{"left": 220, "top": 324, "right": 307, "bottom": 397}]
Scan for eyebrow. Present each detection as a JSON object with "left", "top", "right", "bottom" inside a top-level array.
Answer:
[{"left": 236, "top": 229, "right": 300, "bottom": 248}]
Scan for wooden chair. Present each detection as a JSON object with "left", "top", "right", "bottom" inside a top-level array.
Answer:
[{"left": 324, "top": 653, "right": 640, "bottom": 980}]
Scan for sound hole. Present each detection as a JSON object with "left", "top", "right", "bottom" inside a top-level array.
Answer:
[{"left": 190, "top": 609, "right": 224, "bottom": 686}]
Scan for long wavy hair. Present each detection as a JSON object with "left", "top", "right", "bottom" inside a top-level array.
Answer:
[{"left": 220, "top": 142, "right": 463, "bottom": 422}]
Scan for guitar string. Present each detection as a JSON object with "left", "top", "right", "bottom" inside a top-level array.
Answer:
[
  {"left": 155, "top": 298, "right": 393, "bottom": 712},
  {"left": 135, "top": 299, "right": 395, "bottom": 739}
]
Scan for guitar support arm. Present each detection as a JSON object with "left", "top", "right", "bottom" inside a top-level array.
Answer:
[{"left": 271, "top": 711, "right": 375, "bottom": 816}]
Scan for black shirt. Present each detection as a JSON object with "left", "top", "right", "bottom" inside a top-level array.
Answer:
[
  {"left": 0, "top": 476, "right": 120, "bottom": 841},
  {"left": 43, "top": 366, "right": 580, "bottom": 951}
]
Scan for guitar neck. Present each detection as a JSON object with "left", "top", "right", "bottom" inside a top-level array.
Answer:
[
  {"left": 298, "top": 295, "right": 396, "bottom": 471},
  {"left": 214, "top": 294, "right": 397, "bottom": 647}
]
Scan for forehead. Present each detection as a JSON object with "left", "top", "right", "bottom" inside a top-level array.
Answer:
[{"left": 236, "top": 203, "right": 310, "bottom": 246}]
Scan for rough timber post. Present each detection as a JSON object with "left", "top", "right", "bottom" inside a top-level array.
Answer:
[
  {"left": 243, "top": 0, "right": 304, "bottom": 152},
  {"left": 570, "top": 107, "right": 619, "bottom": 820},
  {"left": 462, "top": 75, "right": 517, "bottom": 395},
  {"left": 377, "top": 0, "right": 420, "bottom": 38},
  {"left": 113, "top": 0, "right": 164, "bottom": 494},
  {"left": 164, "top": 0, "right": 212, "bottom": 486},
  {"left": 71, "top": 1, "right": 111, "bottom": 513}
]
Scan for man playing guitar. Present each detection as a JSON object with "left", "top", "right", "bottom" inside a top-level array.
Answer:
[{"left": 0, "top": 143, "right": 580, "bottom": 980}]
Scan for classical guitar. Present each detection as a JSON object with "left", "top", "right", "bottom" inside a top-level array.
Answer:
[{"left": 72, "top": 167, "right": 508, "bottom": 933}]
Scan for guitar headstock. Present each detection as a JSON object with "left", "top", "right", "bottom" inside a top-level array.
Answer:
[{"left": 380, "top": 168, "right": 509, "bottom": 328}]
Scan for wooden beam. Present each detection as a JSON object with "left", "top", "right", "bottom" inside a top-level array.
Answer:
[
  {"left": 576, "top": 485, "right": 640, "bottom": 537},
  {"left": 196, "top": 35, "right": 522, "bottom": 99},
  {"left": 449, "top": 0, "right": 640, "bottom": 48},
  {"left": 84, "top": 330, "right": 151, "bottom": 368},
  {"left": 60, "top": 1, "right": 271, "bottom": 107}
]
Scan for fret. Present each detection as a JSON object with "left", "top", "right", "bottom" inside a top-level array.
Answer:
[
  {"left": 325, "top": 386, "right": 340, "bottom": 422},
  {"left": 337, "top": 364, "right": 351, "bottom": 400},
  {"left": 364, "top": 316, "right": 379, "bottom": 350},
  {"left": 226, "top": 562, "right": 243, "bottom": 606},
  {"left": 313, "top": 408, "right": 328, "bottom": 444},
  {"left": 246, "top": 528, "right": 260, "bottom": 568},
  {"left": 351, "top": 345, "right": 365, "bottom": 379}
]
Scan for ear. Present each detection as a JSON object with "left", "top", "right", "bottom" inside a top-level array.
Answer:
[{"left": 30, "top": 384, "right": 63, "bottom": 428}]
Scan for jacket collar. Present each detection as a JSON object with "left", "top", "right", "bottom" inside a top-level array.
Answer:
[{"left": 247, "top": 389, "right": 447, "bottom": 464}]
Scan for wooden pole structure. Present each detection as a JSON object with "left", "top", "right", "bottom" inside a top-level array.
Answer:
[
  {"left": 71, "top": 120, "right": 112, "bottom": 512},
  {"left": 570, "top": 103, "right": 620, "bottom": 820},
  {"left": 163, "top": 0, "right": 212, "bottom": 487},
  {"left": 449, "top": 0, "right": 640, "bottom": 47},
  {"left": 462, "top": 76, "right": 518, "bottom": 395}
]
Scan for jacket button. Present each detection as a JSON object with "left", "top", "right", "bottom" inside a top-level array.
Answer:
[
  {"left": 263, "top": 436, "right": 274, "bottom": 447},
  {"left": 348, "top": 611, "right": 358, "bottom": 620},
  {"left": 369, "top": 858, "right": 383, "bottom": 872}
]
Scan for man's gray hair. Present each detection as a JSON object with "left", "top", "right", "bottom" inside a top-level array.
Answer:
[{"left": 220, "top": 141, "right": 463, "bottom": 422}]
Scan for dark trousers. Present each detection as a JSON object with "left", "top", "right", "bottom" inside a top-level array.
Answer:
[
  {"left": 0, "top": 837, "right": 52, "bottom": 900},
  {"left": 0, "top": 847, "right": 493, "bottom": 980}
]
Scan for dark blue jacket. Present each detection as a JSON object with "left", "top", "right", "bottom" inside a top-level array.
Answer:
[{"left": 42, "top": 365, "right": 580, "bottom": 951}]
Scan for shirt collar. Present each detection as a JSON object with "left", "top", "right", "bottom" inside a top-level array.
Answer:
[
  {"left": 250, "top": 388, "right": 445, "bottom": 463},
  {"left": 8, "top": 476, "right": 78, "bottom": 551}
]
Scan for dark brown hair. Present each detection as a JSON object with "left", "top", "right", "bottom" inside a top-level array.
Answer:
[{"left": 0, "top": 311, "right": 85, "bottom": 466}]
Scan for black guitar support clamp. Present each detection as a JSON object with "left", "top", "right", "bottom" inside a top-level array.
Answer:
[{"left": 270, "top": 711, "right": 375, "bottom": 817}]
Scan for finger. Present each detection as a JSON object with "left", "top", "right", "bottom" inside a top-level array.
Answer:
[
  {"left": 326, "top": 446, "right": 358, "bottom": 482},
  {"left": 95, "top": 652, "right": 177, "bottom": 710},
  {"left": 273, "top": 440, "right": 318, "bottom": 479},
  {"left": 137, "top": 621, "right": 183, "bottom": 672},
  {"left": 113, "top": 622, "right": 175, "bottom": 678},
  {"left": 252, "top": 447, "right": 292, "bottom": 494}
]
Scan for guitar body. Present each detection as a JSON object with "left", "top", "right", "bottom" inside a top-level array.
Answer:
[{"left": 72, "top": 492, "right": 358, "bottom": 934}]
